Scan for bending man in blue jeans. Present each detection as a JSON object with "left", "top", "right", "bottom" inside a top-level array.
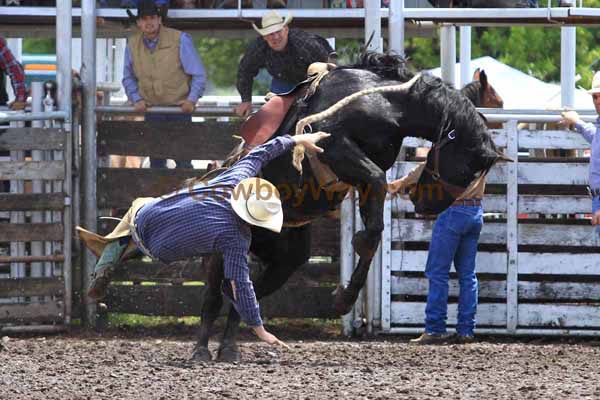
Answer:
[
  {"left": 78, "top": 131, "right": 330, "bottom": 354},
  {"left": 388, "top": 161, "right": 487, "bottom": 344}
]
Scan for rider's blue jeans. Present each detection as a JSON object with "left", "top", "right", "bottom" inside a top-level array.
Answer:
[
  {"left": 270, "top": 78, "right": 295, "bottom": 95},
  {"left": 424, "top": 204, "right": 483, "bottom": 336}
]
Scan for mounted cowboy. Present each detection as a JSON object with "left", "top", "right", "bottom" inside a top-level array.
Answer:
[{"left": 235, "top": 10, "right": 336, "bottom": 118}]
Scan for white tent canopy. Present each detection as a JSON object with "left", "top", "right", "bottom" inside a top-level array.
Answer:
[{"left": 428, "top": 56, "right": 593, "bottom": 110}]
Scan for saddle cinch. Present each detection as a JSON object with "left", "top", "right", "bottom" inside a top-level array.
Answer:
[{"left": 238, "top": 62, "right": 350, "bottom": 194}]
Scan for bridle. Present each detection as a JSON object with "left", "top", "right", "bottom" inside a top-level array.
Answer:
[{"left": 423, "top": 127, "right": 468, "bottom": 199}]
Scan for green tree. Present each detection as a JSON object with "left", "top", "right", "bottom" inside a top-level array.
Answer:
[{"left": 22, "top": 38, "right": 55, "bottom": 54}]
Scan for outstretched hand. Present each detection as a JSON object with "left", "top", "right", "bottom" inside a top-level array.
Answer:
[
  {"left": 560, "top": 110, "right": 580, "bottom": 126},
  {"left": 292, "top": 131, "right": 331, "bottom": 154},
  {"left": 253, "top": 325, "right": 291, "bottom": 350}
]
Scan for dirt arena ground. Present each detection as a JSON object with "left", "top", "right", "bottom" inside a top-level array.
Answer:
[{"left": 2, "top": 323, "right": 600, "bottom": 400}]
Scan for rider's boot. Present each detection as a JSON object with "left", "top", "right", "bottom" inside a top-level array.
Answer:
[{"left": 87, "top": 238, "right": 129, "bottom": 300}]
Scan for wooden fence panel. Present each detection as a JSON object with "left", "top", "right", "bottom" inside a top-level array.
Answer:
[
  {"left": 97, "top": 120, "right": 241, "bottom": 160},
  {"left": 391, "top": 302, "right": 507, "bottom": 326},
  {"left": 0, "top": 128, "right": 66, "bottom": 151},
  {"left": 0, "top": 160, "right": 64, "bottom": 180},
  {"left": 401, "top": 129, "right": 589, "bottom": 150},
  {"left": 395, "top": 161, "right": 589, "bottom": 186},
  {"left": 97, "top": 167, "right": 206, "bottom": 209},
  {"left": 392, "top": 277, "right": 600, "bottom": 302},
  {"left": 0, "top": 223, "right": 64, "bottom": 242},
  {"left": 0, "top": 193, "right": 65, "bottom": 211},
  {"left": 392, "top": 194, "right": 591, "bottom": 214},
  {"left": 0, "top": 277, "right": 64, "bottom": 297},
  {"left": 0, "top": 301, "right": 64, "bottom": 323},
  {"left": 392, "top": 219, "right": 599, "bottom": 247}
]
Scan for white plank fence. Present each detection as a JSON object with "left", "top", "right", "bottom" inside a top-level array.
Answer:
[{"left": 343, "top": 116, "right": 600, "bottom": 336}]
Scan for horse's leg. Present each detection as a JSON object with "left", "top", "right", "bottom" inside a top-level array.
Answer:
[
  {"left": 322, "top": 136, "right": 387, "bottom": 315},
  {"left": 216, "top": 226, "right": 311, "bottom": 362},
  {"left": 192, "top": 254, "right": 224, "bottom": 362}
]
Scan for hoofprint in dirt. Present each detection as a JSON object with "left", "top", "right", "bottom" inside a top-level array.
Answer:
[{"left": 1, "top": 330, "right": 600, "bottom": 400}]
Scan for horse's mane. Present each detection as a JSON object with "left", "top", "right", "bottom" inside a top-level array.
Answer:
[
  {"left": 413, "top": 73, "right": 494, "bottom": 155},
  {"left": 339, "top": 51, "right": 414, "bottom": 82}
]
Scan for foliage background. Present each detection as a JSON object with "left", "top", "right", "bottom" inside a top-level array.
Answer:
[{"left": 22, "top": 4, "right": 600, "bottom": 95}]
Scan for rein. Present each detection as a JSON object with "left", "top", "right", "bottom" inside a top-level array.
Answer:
[{"left": 423, "top": 128, "right": 468, "bottom": 199}]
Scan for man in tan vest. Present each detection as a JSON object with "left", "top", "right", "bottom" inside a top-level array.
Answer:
[{"left": 123, "top": 0, "right": 206, "bottom": 168}]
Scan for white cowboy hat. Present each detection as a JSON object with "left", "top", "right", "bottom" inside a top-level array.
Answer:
[
  {"left": 252, "top": 10, "right": 293, "bottom": 36},
  {"left": 588, "top": 71, "right": 600, "bottom": 94},
  {"left": 230, "top": 177, "right": 283, "bottom": 233}
]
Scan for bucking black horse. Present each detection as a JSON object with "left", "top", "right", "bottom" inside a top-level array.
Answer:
[{"left": 194, "top": 52, "right": 506, "bottom": 362}]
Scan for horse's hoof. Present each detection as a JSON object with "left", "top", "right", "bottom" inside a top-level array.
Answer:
[
  {"left": 190, "top": 346, "right": 212, "bottom": 362},
  {"left": 333, "top": 286, "right": 355, "bottom": 316},
  {"left": 216, "top": 343, "right": 240, "bottom": 363},
  {"left": 351, "top": 230, "right": 378, "bottom": 258}
]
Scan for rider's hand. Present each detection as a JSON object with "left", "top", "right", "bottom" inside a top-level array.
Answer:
[
  {"left": 560, "top": 110, "right": 580, "bottom": 126},
  {"left": 252, "top": 325, "right": 290, "bottom": 350},
  {"left": 292, "top": 131, "right": 331, "bottom": 154},
  {"left": 133, "top": 100, "right": 147, "bottom": 113},
  {"left": 179, "top": 100, "right": 195, "bottom": 114},
  {"left": 9, "top": 100, "right": 27, "bottom": 111},
  {"left": 592, "top": 210, "right": 600, "bottom": 226},
  {"left": 235, "top": 102, "right": 252, "bottom": 118}
]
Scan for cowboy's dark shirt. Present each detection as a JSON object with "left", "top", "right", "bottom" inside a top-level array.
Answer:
[
  {"left": 133, "top": 135, "right": 295, "bottom": 327},
  {"left": 236, "top": 28, "right": 334, "bottom": 102}
]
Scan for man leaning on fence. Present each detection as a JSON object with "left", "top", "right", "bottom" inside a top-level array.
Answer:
[
  {"left": 234, "top": 10, "right": 336, "bottom": 118},
  {"left": 123, "top": 0, "right": 207, "bottom": 168},
  {"left": 560, "top": 71, "right": 600, "bottom": 236}
]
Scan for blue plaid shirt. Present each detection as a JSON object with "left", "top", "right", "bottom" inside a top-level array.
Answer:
[{"left": 134, "top": 135, "right": 295, "bottom": 327}]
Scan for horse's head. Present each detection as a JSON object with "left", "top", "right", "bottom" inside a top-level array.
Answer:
[
  {"left": 461, "top": 69, "right": 504, "bottom": 109},
  {"left": 473, "top": 68, "right": 503, "bottom": 109},
  {"left": 407, "top": 75, "right": 506, "bottom": 214}
]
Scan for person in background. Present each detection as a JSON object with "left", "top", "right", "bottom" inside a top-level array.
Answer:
[
  {"left": 123, "top": 0, "right": 206, "bottom": 168},
  {"left": 0, "top": 37, "right": 27, "bottom": 111},
  {"left": 235, "top": 10, "right": 336, "bottom": 118},
  {"left": 0, "top": 36, "right": 28, "bottom": 194},
  {"left": 388, "top": 158, "right": 487, "bottom": 345},
  {"left": 560, "top": 71, "right": 600, "bottom": 236}
]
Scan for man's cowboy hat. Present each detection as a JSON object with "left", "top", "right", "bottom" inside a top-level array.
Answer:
[
  {"left": 230, "top": 177, "right": 283, "bottom": 233},
  {"left": 126, "top": 0, "right": 160, "bottom": 23},
  {"left": 252, "top": 10, "right": 293, "bottom": 36},
  {"left": 588, "top": 71, "right": 600, "bottom": 95}
]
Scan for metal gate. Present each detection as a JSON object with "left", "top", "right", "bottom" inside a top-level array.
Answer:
[{"left": 0, "top": 96, "right": 72, "bottom": 333}]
